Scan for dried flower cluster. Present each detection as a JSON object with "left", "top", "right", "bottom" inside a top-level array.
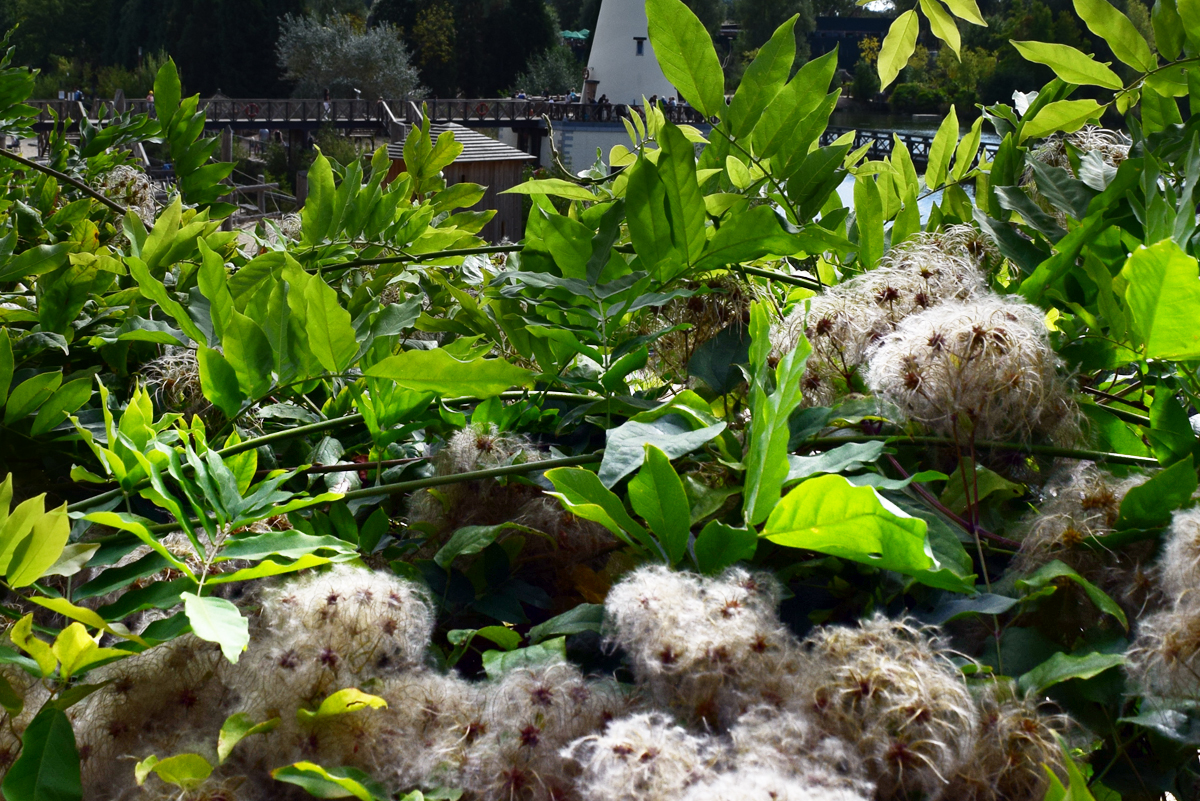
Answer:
[
  {"left": 634, "top": 274, "right": 761, "bottom": 389},
  {"left": 866, "top": 296, "right": 1077, "bottom": 443},
  {"left": 1012, "top": 462, "right": 1156, "bottom": 615},
  {"left": 141, "top": 347, "right": 207, "bottom": 416},
  {"left": 771, "top": 226, "right": 987, "bottom": 407},
  {"left": 593, "top": 567, "right": 1067, "bottom": 801},
  {"left": 67, "top": 565, "right": 637, "bottom": 800},
  {"left": 1128, "top": 509, "right": 1200, "bottom": 699},
  {"left": 408, "top": 422, "right": 614, "bottom": 569},
  {"left": 35, "top": 562, "right": 1073, "bottom": 801},
  {"left": 97, "top": 164, "right": 157, "bottom": 222}
]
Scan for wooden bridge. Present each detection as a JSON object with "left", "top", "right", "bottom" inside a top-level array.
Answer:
[{"left": 28, "top": 97, "right": 996, "bottom": 170}]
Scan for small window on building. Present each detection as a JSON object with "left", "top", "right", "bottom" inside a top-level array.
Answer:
[{"left": 634, "top": 37, "right": 645, "bottom": 56}]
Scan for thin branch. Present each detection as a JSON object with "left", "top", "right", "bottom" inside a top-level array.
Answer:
[
  {"left": 797, "top": 434, "right": 1159, "bottom": 468},
  {"left": 0, "top": 147, "right": 127, "bottom": 216}
]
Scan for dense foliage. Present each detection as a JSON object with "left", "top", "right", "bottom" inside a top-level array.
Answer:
[{"left": 2, "top": 0, "right": 1200, "bottom": 799}]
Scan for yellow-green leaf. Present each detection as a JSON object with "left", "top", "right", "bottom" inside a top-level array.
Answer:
[
  {"left": 921, "top": 0, "right": 961, "bottom": 57},
  {"left": 218, "top": 713, "right": 280, "bottom": 764},
  {"left": 30, "top": 596, "right": 147, "bottom": 646},
  {"left": 297, "top": 688, "right": 388, "bottom": 725},
  {"left": 1074, "top": 0, "right": 1157, "bottom": 70},
  {"left": 1010, "top": 41, "right": 1123, "bottom": 89},
  {"left": 878, "top": 11, "right": 920, "bottom": 89},
  {"left": 1020, "top": 99, "right": 1106, "bottom": 142},
  {"left": 10, "top": 614, "right": 55, "bottom": 676},
  {"left": 7, "top": 501, "right": 70, "bottom": 587}
]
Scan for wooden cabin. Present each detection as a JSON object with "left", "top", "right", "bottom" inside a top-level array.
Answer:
[{"left": 386, "top": 123, "right": 535, "bottom": 243}]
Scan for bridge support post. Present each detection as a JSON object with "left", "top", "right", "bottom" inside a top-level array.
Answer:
[{"left": 220, "top": 127, "right": 233, "bottom": 163}]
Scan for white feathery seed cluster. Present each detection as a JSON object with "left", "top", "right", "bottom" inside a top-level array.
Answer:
[
  {"left": 602, "top": 565, "right": 793, "bottom": 726},
  {"left": 98, "top": 164, "right": 156, "bottom": 221},
  {"left": 141, "top": 346, "right": 206, "bottom": 416},
  {"left": 865, "top": 297, "right": 1077, "bottom": 443},
  {"left": 1128, "top": 509, "right": 1200, "bottom": 699},
  {"left": 594, "top": 567, "right": 1066, "bottom": 801},
  {"left": 409, "top": 422, "right": 614, "bottom": 569},
  {"left": 1012, "top": 462, "right": 1156, "bottom": 614},
  {"left": 944, "top": 681, "right": 1068, "bottom": 801},
  {"left": 771, "top": 228, "right": 986, "bottom": 407},
  {"left": 566, "top": 712, "right": 722, "bottom": 801}
]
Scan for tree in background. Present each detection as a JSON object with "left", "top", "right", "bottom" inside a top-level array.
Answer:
[
  {"left": 733, "top": 0, "right": 814, "bottom": 65},
  {"left": 105, "top": 0, "right": 298, "bottom": 96},
  {"left": 277, "top": 13, "right": 425, "bottom": 97},
  {"left": 372, "top": 0, "right": 556, "bottom": 95},
  {"left": 410, "top": 0, "right": 458, "bottom": 95},
  {"left": 511, "top": 43, "right": 581, "bottom": 95}
]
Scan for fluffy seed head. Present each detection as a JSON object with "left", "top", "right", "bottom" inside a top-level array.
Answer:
[
  {"left": 866, "top": 297, "right": 1077, "bottom": 443},
  {"left": 800, "top": 615, "right": 979, "bottom": 800},
  {"left": 564, "top": 712, "right": 722, "bottom": 801},
  {"left": 771, "top": 233, "right": 986, "bottom": 407}
]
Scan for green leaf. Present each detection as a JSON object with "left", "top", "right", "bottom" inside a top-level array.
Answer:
[
  {"left": 502, "top": 179, "right": 599, "bottom": 202},
  {"left": 303, "top": 279, "right": 358, "bottom": 373},
  {"left": 1018, "top": 650, "right": 1126, "bottom": 694},
  {"left": 763, "top": 474, "right": 974, "bottom": 593},
  {"left": 925, "top": 106, "right": 958, "bottom": 190},
  {"left": 29, "top": 378, "right": 91, "bottom": 438},
  {"left": 545, "top": 467, "right": 655, "bottom": 552},
  {"left": 939, "top": 460, "right": 1024, "bottom": 516},
  {"left": 481, "top": 637, "right": 567, "bottom": 679},
  {"left": 364, "top": 349, "right": 533, "bottom": 398},
  {"left": 941, "top": 0, "right": 987, "bottom": 24},
  {"left": 272, "top": 762, "right": 385, "bottom": 801},
  {"left": 7, "top": 502, "right": 69, "bottom": 588},
  {"left": 153, "top": 58, "right": 181, "bottom": 125},
  {"left": 1154, "top": 0, "right": 1186, "bottom": 60},
  {"left": 726, "top": 15, "right": 797, "bottom": 139},
  {"left": 853, "top": 175, "right": 884, "bottom": 268},
  {"left": 694, "top": 522, "right": 758, "bottom": 574},
  {"left": 627, "top": 445, "right": 692, "bottom": 565},
  {"left": 435, "top": 524, "right": 521, "bottom": 568},
  {"left": 645, "top": 0, "right": 725, "bottom": 118},
  {"left": 1120, "top": 240, "right": 1200, "bottom": 359},
  {"left": 1015, "top": 560, "right": 1128, "bottom": 629},
  {"left": 597, "top": 415, "right": 726, "bottom": 487},
  {"left": 301, "top": 153, "right": 336, "bottom": 244},
  {"left": 448, "top": 626, "right": 522, "bottom": 652},
  {"left": 878, "top": 10, "right": 920, "bottom": 89},
  {"left": 657, "top": 123, "right": 708, "bottom": 271},
  {"left": 28, "top": 597, "right": 145, "bottom": 645},
  {"left": 137, "top": 754, "right": 212, "bottom": 791},
  {"left": 1010, "top": 41, "right": 1123, "bottom": 88},
  {"left": 125, "top": 257, "right": 206, "bottom": 344},
  {"left": 1177, "top": 0, "right": 1200, "bottom": 50},
  {"left": 0, "top": 328, "right": 12, "bottom": 402},
  {"left": 1117, "top": 455, "right": 1197, "bottom": 530},
  {"left": 920, "top": 0, "right": 961, "bottom": 57},
  {"left": 526, "top": 604, "right": 604, "bottom": 644},
  {"left": 0, "top": 243, "right": 71, "bottom": 283},
  {"left": 297, "top": 688, "right": 387, "bottom": 724},
  {"left": 1019, "top": 99, "right": 1106, "bottom": 142},
  {"left": 1074, "top": 0, "right": 1157, "bottom": 70},
  {"left": 785, "top": 441, "right": 886, "bottom": 483},
  {"left": 4, "top": 372, "right": 62, "bottom": 426},
  {"left": 1, "top": 707, "right": 81, "bottom": 801},
  {"left": 744, "top": 302, "right": 812, "bottom": 526},
  {"left": 181, "top": 592, "right": 249, "bottom": 663},
  {"left": 197, "top": 347, "right": 244, "bottom": 417}
]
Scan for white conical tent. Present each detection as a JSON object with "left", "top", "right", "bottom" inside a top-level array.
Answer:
[{"left": 584, "top": 0, "right": 676, "bottom": 105}]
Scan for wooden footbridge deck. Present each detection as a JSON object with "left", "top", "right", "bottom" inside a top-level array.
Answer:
[{"left": 28, "top": 97, "right": 995, "bottom": 170}]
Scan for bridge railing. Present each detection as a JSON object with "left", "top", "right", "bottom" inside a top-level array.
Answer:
[{"left": 418, "top": 98, "right": 710, "bottom": 126}]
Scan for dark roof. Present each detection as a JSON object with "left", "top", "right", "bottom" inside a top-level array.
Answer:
[
  {"left": 813, "top": 16, "right": 894, "bottom": 33},
  {"left": 387, "top": 123, "right": 535, "bottom": 163}
]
